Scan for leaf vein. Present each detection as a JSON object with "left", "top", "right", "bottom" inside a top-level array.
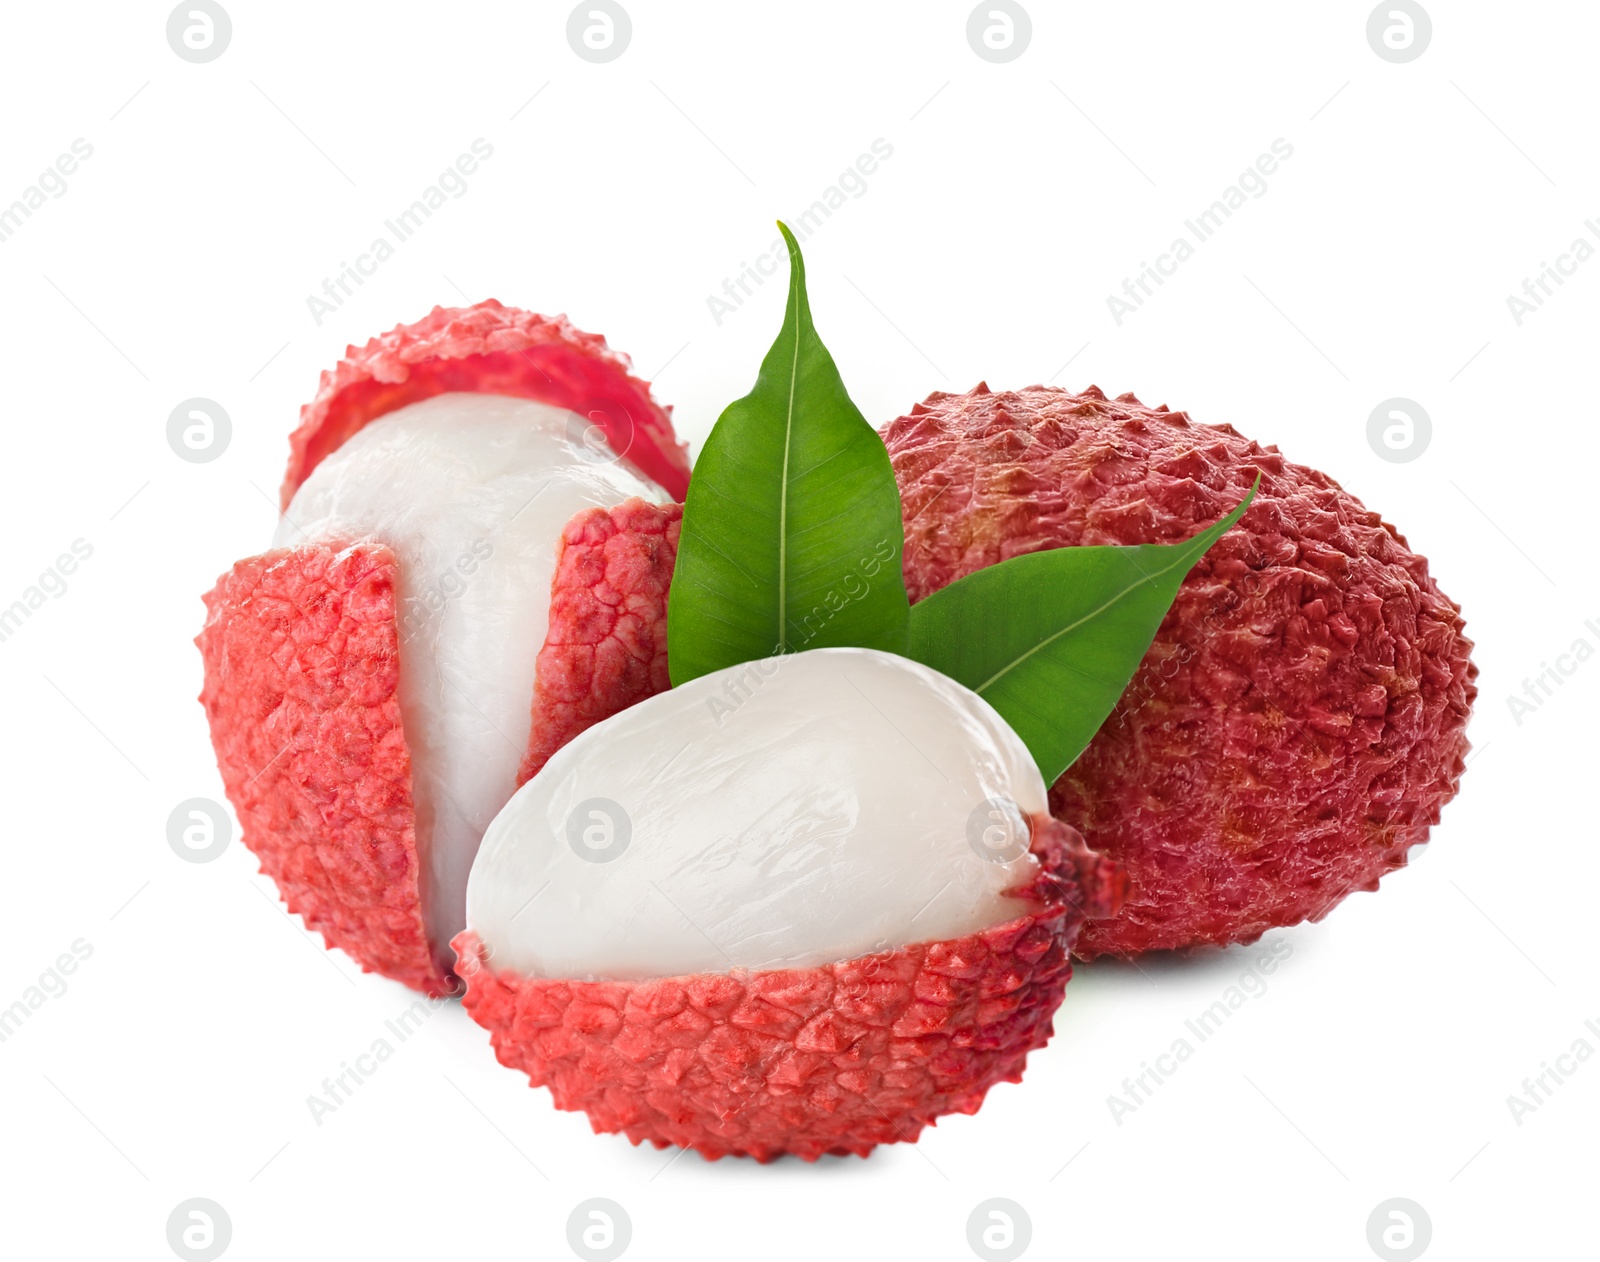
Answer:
[{"left": 974, "top": 545, "right": 1203, "bottom": 694}]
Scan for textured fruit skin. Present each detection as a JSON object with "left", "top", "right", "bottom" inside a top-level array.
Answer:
[
  {"left": 452, "top": 818, "right": 1123, "bottom": 1161},
  {"left": 197, "top": 542, "right": 447, "bottom": 991},
  {"left": 198, "top": 501, "right": 682, "bottom": 994},
  {"left": 883, "top": 384, "right": 1476, "bottom": 958},
  {"left": 519, "top": 499, "right": 682, "bottom": 784},
  {"left": 281, "top": 300, "right": 691, "bottom": 506}
]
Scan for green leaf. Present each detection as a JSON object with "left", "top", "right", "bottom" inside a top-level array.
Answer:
[
  {"left": 906, "top": 480, "right": 1259, "bottom": 785},
  {"left": 668, "top": 222, "right": 910, "bottom": 685}
]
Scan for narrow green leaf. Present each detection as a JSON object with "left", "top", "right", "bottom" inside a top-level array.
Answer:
[
  {"left": 907, "top": 480, "right": 1259, "bottom": 784},
  {"left": 668, "top": 222, "right": 910, "bottom": 685}
]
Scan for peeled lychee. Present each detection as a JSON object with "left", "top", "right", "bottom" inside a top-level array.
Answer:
[
  {"left": 198, "top": 304, "right": 687, "bottom": 994},
  {"left": 453, "top": 647, "right": 1122, "bottom": 1161},
  {"left": 882, "top": 384, "right": 1475, "bottom": 957}
]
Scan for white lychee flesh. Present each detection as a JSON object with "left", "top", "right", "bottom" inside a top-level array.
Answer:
[
  {"left": 465, "top": 646, "right": 1048, "bottom": 980},
  {"left": 276, "top": 392, "right": 666, "bottom": 956}
]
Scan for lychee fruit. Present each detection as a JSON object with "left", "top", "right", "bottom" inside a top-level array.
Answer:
[
  {"left": 452, "top": 647, "right": 1122, "bottom": 1161},
  {"left": 882, "top": 384, "right": 1475, "bottom": 957},
  {"left": 197, "top": 303, "right": 689, "bottom": 994}
]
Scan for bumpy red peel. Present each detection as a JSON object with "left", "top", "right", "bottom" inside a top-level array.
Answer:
[
  {"left": 520, "top": 500, "right": 681, "bottom": 785},
  {"left": 882, "top": 384, "right": 1476, "bottom": 957}
]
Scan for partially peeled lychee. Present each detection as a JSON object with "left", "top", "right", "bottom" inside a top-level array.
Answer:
[
  {"left": 198, "top": 304, "right": 688, "bottom": 994},
  {"left": 453, "top": 647, "right": 1122, "bottom": 1161}
]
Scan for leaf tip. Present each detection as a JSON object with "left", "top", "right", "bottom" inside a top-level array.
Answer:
[{"left": 776, "top": 221, "right": 804, "bottom": 275}]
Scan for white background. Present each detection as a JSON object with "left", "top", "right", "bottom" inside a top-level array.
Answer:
[{"left": 1, "top": 2, "right": 1594, "bottom": 1259}]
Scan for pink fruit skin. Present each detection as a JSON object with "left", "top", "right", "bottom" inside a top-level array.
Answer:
[
  {"left": 197, "top": 542, "right": 444, "bottom": 990},
  {"left": 520, "top": 500, "right": 681, "bottom": 784},
  {"left": 281, "top": 300, "right": 691, "bottom": 507},
  {"left": 452, "top": 818, "right": 1124, "bottom": 1161},
  {"left": 883, "top": 384, "right": 1477, "bottom": 958},
  {"left": 198, "top": 501, "right": 681, "bottom": 995}
]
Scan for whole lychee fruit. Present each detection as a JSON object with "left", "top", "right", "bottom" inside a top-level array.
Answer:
[
  {"left": 882, "top": 384, "right": 1475, "bottom": 957},
  {"left": 198, "top": 303, "right": 689, "bottom": 994},
  {"left": 453, "top": 647, "right": 1122, "bottom": 1160}
]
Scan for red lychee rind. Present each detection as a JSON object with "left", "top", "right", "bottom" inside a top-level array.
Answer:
[
  {"left": 452, "top": 818, "right": 1118, "bottom": 1161},
  {"left": 519, "top": 498, "right": 683, "bottom": 785},
  {"left": 281, "top": 300, "right": 691, "bottom": 507},
  {"left": 883, "top": 384, "right": 1476, "bottom": 958},
  {"left": 196, "top": 542, "right": 451, "bottom": 994},
  {"left": 199, "top": 502, "right": 685, "bottom": 995}
]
